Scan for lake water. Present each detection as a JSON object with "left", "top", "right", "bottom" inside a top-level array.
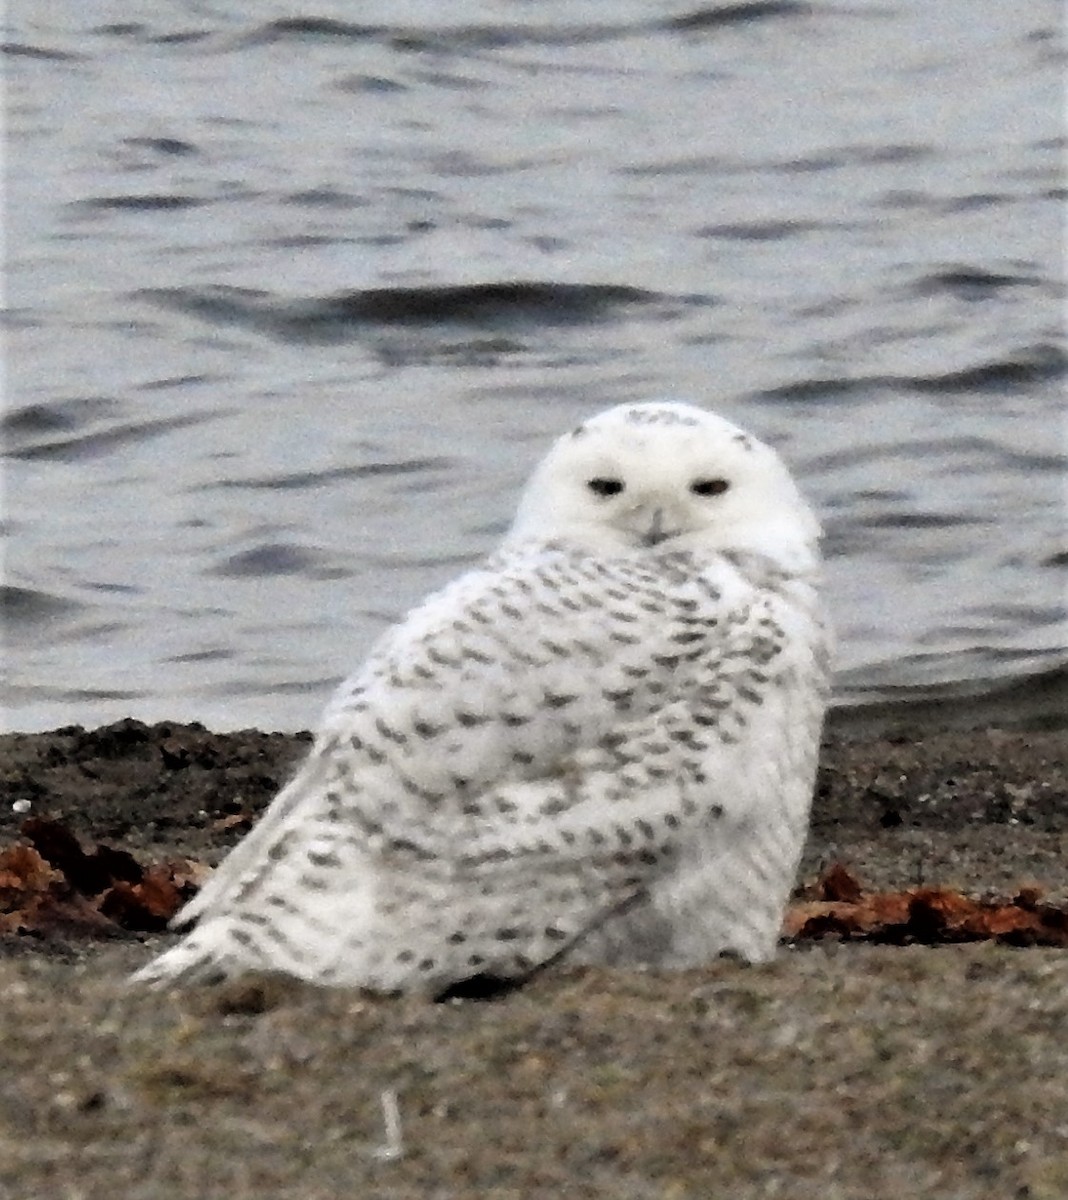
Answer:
[{"left": 3, "top": 0, "right": 1066, "bottom": 733}]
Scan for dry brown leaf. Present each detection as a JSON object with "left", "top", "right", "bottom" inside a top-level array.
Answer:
[
  {"left": 786, "top": 865, "right": 1068, "bottom": 947},
  {"left": 1, "top": 819, "right": 202, "bottom": 938}
]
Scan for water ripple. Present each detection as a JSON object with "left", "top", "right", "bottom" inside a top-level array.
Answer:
[
  {"left": 4, "top": 411, "right": 224, "bottom": 462},
  {"left": 141, "top": 282, "right": 670, "bottom": 342},
  {"left": 201, "top": 458, "right": 454, "bottom": 492}
]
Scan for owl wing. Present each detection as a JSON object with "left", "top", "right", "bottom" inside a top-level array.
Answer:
[
  {"left": 181, "top": 544, "right": 758, "bottom": 916},
  {"left": 146, "top": 543, "right": 802, "bottom": 988}
]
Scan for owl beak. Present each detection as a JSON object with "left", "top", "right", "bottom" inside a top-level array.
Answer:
[{"left": 641, "top": 508, "right": 675, "bottom": 547}]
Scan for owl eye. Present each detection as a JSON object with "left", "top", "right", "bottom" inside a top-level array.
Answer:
[
  {"left": 690, "top": 478, "right": 730, "bottom": 497},
  {"left": 587, "top": 477, "right": 625, "bottom": 497}
]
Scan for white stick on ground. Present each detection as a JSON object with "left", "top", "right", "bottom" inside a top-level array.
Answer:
[{"left": 370, "top": 1088, "right": 404, "bottom": 1161}]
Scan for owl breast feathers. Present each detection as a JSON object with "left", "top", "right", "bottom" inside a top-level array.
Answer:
[{"left": 133, "top": 400, "right": 830, "bottom": 995}]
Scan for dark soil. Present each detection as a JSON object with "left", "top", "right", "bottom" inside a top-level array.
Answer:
[{"left": 1, "top": 715, "right": 1066, "bottom": 1199}]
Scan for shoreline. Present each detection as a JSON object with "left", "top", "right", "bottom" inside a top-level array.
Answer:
[{"left": 1, "top": 718, "right": 1066, "bottom": 899}]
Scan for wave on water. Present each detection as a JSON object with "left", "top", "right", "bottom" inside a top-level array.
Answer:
[
  {"left": 200, "top": 457, "right": 455, "bottom": 493},
  {"left": 141, "top": 281, "right": 682, "bottom": 343},
  {"left": 2, "top": 411, "right": 223, "bottom": 463},
  {"left": 235, "top": 3, "right": 812, "bottom": 51},
  {"left": 753, "top": 343, "right": 1067, "bottom": 403},
  {"left": 0, "top": 3, "right": 816, "bottom": 60},
  {"left": 0, "top": 586, "right": 86, "bottom": 626}
]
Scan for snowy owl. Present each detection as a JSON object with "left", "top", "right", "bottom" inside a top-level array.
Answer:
[{"left": 134, "top": 401, "right": 829, "bottom": 994}]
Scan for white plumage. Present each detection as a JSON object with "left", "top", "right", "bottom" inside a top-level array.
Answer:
[{"left": 133, "top": 401, "right": 829, "bottom": 994}]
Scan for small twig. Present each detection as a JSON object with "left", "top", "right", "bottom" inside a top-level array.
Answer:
[{"left": 371, "top": 1088, "right": 404, "bottom": 1161}]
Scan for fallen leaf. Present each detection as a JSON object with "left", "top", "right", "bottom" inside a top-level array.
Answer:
[
  {"left": 786, "top": 865, "right": 1068, "bottom": 947},
  {"left": 0, "top": 819, "right": 204, "bottom": 938}
]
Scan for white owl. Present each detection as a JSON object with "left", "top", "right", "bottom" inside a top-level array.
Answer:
[{"left": 133, "top": 401, "right": 829, "bottom": 994}]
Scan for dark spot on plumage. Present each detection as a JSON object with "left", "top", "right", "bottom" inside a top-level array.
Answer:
[
  {"left": 427, "top": 646, "right": 460, "bottom": 668},
  {"left": 456, "top": 710, "right": 489, "bottom": 727},
  {"left": 375, "top": 718, "right": 406, "bottom": 744},
  {"left": 539, "top": 795, "right": 574, "bottom": 818},
  {"left": 447, "top": 931, "right": 467, "bottom": 945},
  {"left": 502, "top": 712, "right": 529, "bottom": 727},
  {"left": 496, "top": 928, "right": 522, "bottom": 942},
  {"left": 464, "top": 647, "right": 495, "bottom": 665},
  {"left": 512, "top": 750, "right": 535, "bottom": 766},
  {"left": 307, "top": 848, "right": 342, "bottom": 869},
  {"left": 388, "top": 837, "right": 435, "bottom": 861},
  {"left": 365, "top": 744, "right": 386, "bottom": 765},
  {"left": 352, "top": 810, "right": 384, "bottom": 839},
  {"left": 544, "top": 690, "right": 577, "bottom": 709},
  {"left": 707, "top": 804, "right": 725, "bottom": 820},
  {"left": 419, "top": 958, "right": 436, "bottom": 972},
  {"left": 396, "top": 949, "right": 415, "bottom": 963},
  {"left": 297, "top": 874, "right": 330, "bottom": 892},
  {"left": 652, "top": 653, "right": 681, "bottom": 669},
  {"left": 670, "top": 728, "right": 704, "bottom": 747},
  {"left": 463, "top": 846, "right": 511, "bottom": 866}
]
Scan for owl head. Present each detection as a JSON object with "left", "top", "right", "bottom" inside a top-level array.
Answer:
[{"left": 508, "top": 401, "right": 821, "bottom": 572}]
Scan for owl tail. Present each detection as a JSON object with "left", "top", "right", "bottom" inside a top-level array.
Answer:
[{"left": 129, "top": 928, "right": 233, "bottom": 988}]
